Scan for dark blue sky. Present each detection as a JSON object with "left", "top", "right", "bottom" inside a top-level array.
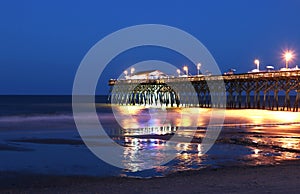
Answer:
[{"left": 1, "top": 0, "right": 300, "bottom": 94}]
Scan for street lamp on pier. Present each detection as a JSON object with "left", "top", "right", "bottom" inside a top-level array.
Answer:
[
  {"left": 176, "top": 69, "right": 181, "bottom": 76},
  {"left": 254, "top": 59, "right": 260, "bottom": 71},
  {"left": 183, "top": 66, "right": 188, "bottom": 76},
  {"left": 283, "top": 51, "right": 294, "bottom": 69},
  {"left": 124, "top": 70, "right": 128, "bottom": 78},
  {"left": 197, "top": 63, "right": 201, "bottom": 75},
  {"left": 130, "top": 67, "right": 135, "bottom": 76}
]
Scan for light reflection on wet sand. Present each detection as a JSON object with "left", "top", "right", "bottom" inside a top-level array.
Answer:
[{"left": 107, "top": 106, "right": 300, "bottom": 174}]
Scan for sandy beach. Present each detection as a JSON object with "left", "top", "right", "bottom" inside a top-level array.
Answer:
[
  {"left": 1, "top": 160, "right": 300, "bottom": 194},
  {"left": 1, "top": 98, "right": 300, "bottom": 193}
]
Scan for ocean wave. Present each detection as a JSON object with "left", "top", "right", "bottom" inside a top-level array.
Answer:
[
  {"left": 0, "top": 112, "right": 119, "bottom": 123},
  {"left": 0, "top": 114, "right": 74, "bottom": 122}
]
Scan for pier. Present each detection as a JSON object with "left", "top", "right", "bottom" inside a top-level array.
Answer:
[{"left": 108, "top": 70, "right": 300, "bottom": 111}]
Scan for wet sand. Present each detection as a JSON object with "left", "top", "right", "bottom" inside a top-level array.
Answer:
[{"left": 1, "top": 160, "right": 300, "bottom": 194}]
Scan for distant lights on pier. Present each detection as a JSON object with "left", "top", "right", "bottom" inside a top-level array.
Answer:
[
  {"left": 120, "top": 48, "right": 298, "bottom": 79},
  {"left": 123, "top": 68, "right": 135, "bottom": 79}
]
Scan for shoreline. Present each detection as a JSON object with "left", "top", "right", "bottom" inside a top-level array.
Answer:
[{"left": 1, "top": 159, "right": 300, "bottom": 193}]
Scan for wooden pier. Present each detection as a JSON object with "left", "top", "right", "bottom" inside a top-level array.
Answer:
[{"left": 108, "top": 70, "right": 300, "bottom": 111}]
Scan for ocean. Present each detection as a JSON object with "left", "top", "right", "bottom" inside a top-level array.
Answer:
[{"left": 0, "top": 95, "right": 300, "bottom": 178}]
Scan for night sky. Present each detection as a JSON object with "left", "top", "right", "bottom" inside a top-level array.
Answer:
[{"left": 1, "top": 0, "right": 300, "bottom": 94}]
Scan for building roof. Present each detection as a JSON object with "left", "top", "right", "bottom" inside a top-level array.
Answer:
[
  {"left": 126, "top": 70, "right": 168, "bottom": 80},
  {"left": 132, "top": 70, "right": 167, "bottom": 76}
]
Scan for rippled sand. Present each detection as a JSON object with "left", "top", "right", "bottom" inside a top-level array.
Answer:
[{"left": 1, "top": 160, "right": 300, "bottom": 193}]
